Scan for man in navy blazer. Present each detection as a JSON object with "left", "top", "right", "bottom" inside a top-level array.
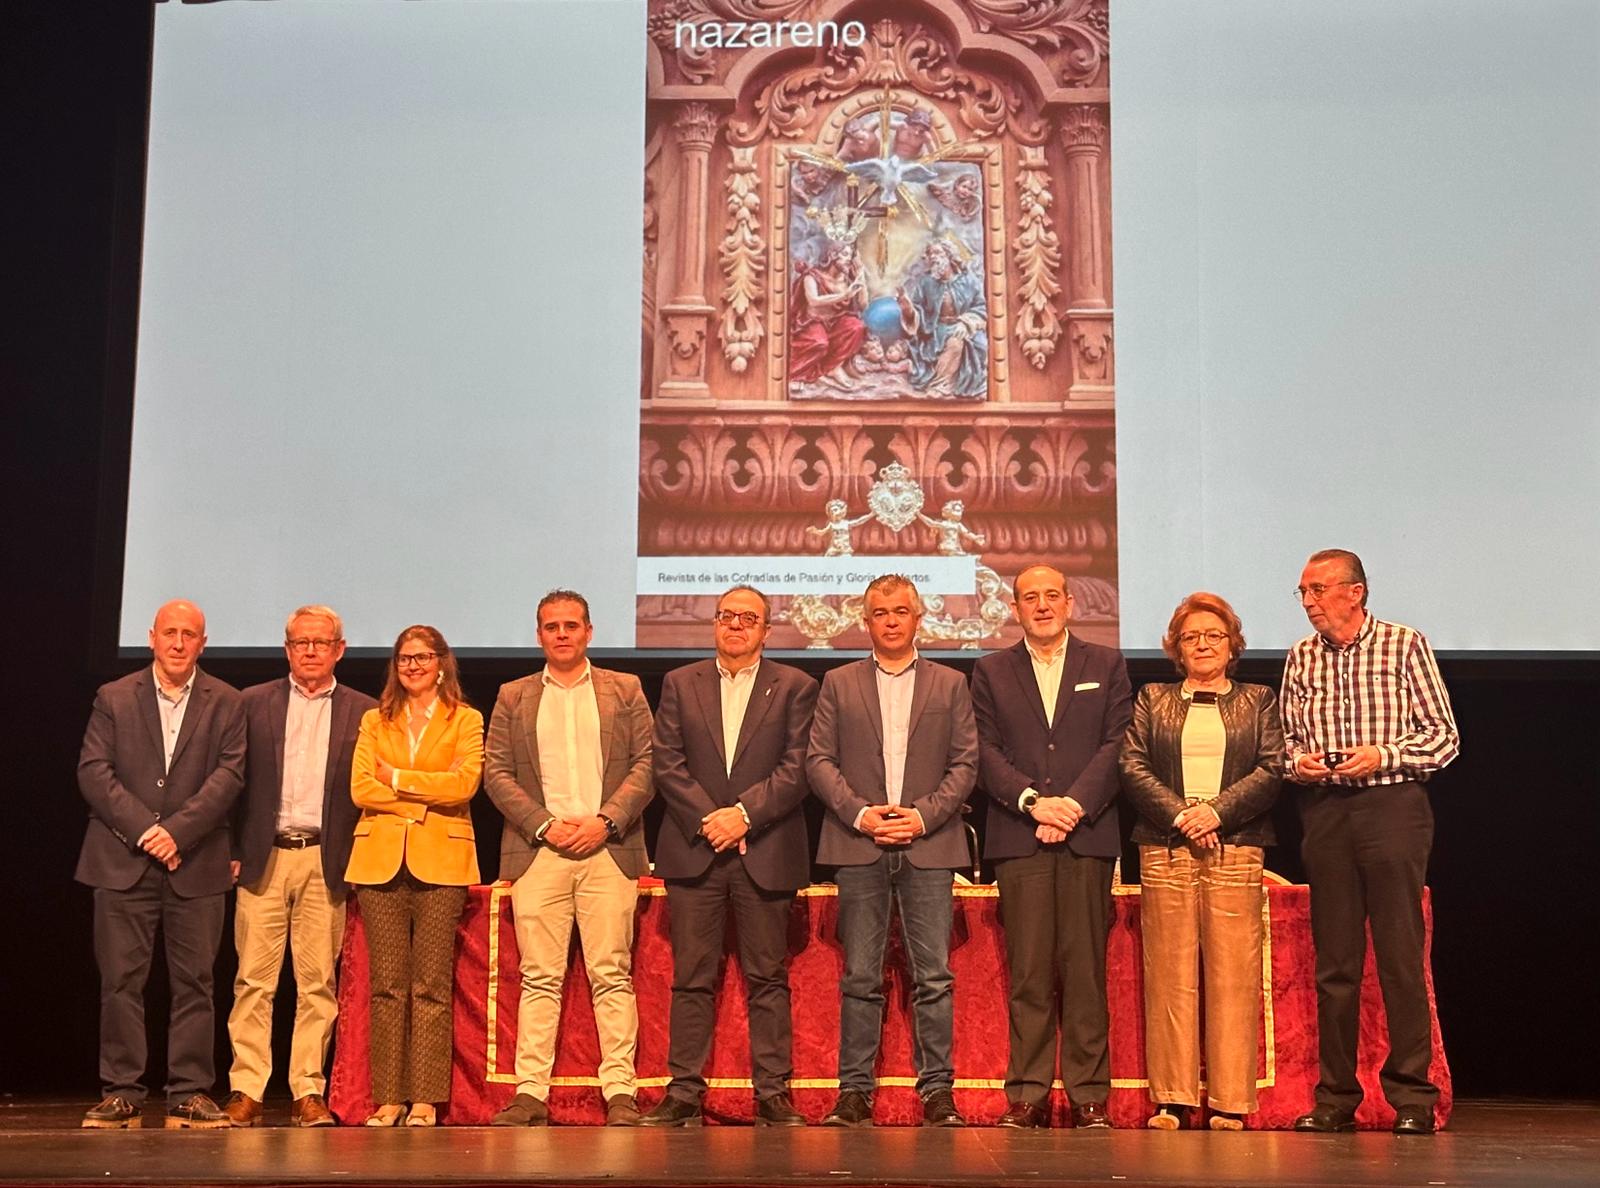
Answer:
[
  {"left": 222, "top": 605, "right": 375, "bottom": 1128},
  {"left": 76, "top": 600, "right": 246, "bottom": 1129},
  {"left": 971, "top": 565, "right": 1132, "bottom": 1128},
  {"left": 806, "top": 575, "right": 978, "bottom": 1128},
  {"left": 640, "top": 586, "right": 817, "bottom": 1128}
]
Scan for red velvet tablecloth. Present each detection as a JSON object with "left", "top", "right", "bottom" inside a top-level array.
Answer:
[{"left": 328, "top": 879, "right": 1450, "bottom": 1129}]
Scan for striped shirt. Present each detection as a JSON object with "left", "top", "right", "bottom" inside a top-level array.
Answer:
[{"left": 1280, "top": 612, "right": 1460, "bottom": 787}]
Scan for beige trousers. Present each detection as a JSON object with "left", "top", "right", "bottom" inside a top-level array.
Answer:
[
  {"left": 227, "top": 845, "right": 345, "bottom": 1100},
  {"left": 1139, "top": 843, "right": 1265, "bottom": 1114},
  {"left": 510, "top": 848, "right": 639, "bottom": 1101}
]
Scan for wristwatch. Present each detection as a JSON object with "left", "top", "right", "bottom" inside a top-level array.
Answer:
[
  {"left": 600, "top": 815, "right": 620, "bottom": 839},
  {"left": 1018, "top": 789, "right": 1040, "bottom": 817}
]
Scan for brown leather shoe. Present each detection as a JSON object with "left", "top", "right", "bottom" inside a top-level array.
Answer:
[
  {"left": 491, "top": 1093, "right": 548, "bottom": 1127},
  {"left": 1070, "top": 1101, "right": 1111, "bottom": 1129},
  {"left": 222, "top": 1091, "right": 262, "bottom": 1127},
  {"left": 82, "top": 1095, "right": 140, "bottom": 1129},
  {"left": 166, "top": 1093, "right": 231, "bottom": 1129},
  {"left": 605, "top": 1094, "right": 641, "bottom": 1126},
  {"left": 996, "top": 1099, "right": 1046, "bottom": 1129},
  {"left": 291, "top": 1094, "right": 335, "bottom": 1127}
]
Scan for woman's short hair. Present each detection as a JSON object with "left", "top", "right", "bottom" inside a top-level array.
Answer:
[{"left": 1161, "top": 591, "right": 1246, "bottom": 676}]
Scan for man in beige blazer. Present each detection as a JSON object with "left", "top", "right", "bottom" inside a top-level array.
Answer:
[{"left": 485, "top": 590, "right": 654, "bottom": 1127}]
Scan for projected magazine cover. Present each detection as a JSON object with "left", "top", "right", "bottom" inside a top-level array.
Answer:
[{"left": 636, "top": 1, "right": 1117, "bottom": 649}]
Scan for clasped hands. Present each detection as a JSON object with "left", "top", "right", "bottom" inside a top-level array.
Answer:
[
  {"left": 1294, "top": 745, "right": 1383, "bottom": 782},
  {"left": 1171, "top": 802, "right": 1222, "bottom": 850},
  {"left": 1030, "top": 795, "right": 1084, "bottom": 846},
  {"left": 137, "top": 824, "right": 180, "bottom": 871},
  {"left": 859, "top": 804, "right": 926, "bottom": 846},
  {"left": 700, "top": 806, "right": 749, "bottom": 853},
  {"left": 541, "top": 816, "right": 611, "bottom": 858}
]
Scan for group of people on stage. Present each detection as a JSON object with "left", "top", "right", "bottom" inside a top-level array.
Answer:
[{"left": 75, "top": 548, "right": 1458, "bottom": 1135}]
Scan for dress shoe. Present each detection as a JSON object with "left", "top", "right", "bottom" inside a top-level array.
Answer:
[
  {"left": 291, "top": 1093, "right": 335, "bottom": 1128},
  {"left": 405, "top": 1103, "right": 437, "bottom": 1128},
  {"left": 1208, "top": 1111, "right": 1245, "bottom": 1131},
  {"left": 166, "top": 1093, "right": 231, "bottom": 1129},
  {"left": 996, "top": 1100, "right": 1045, "bottom": 1129},
  {"left": 605, "top": 1094, "right": 641, "bottom": 1126},
  {"left": 222, "top": 1091, "right": 263, "bottom": 1127},
  {"left": 821, "top": 1089, "right": 874, "bottom": 1128},
  {"left": 1146, "top": 1104, "right": 1188, "bottom": 1131},
  {"left": 1293, "top": 1104, "right": 1357, "bottom": 1133},
  {"left": 755, "top": 1092, "right": 806, "bottom": 1127},
  {"left": 1392, "top": 1105, "right": 1435, "bottom": 1135},
  {"left": 365, "top": 1104, "right": 408, "bottom": 1127},
  {"left": 491, "top": 1093, "right": 548, "bottom": 1127},
  {"left": 82, "top": 1095, "right": 140, "bottom": 1129},
  {"left": 638, "top": 1095, "right": 703, "bottom": 1127},
  {"left": 921, "top": 1087, "right": 965, "bottom": 1127},
  {"left": 1071, "top": 1101, "right": 1111, "bottom": 1129}
]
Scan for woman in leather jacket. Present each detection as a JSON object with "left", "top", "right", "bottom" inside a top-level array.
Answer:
[{"left": 1119, "top": 592, "right": 1284, "bottom": 1130}]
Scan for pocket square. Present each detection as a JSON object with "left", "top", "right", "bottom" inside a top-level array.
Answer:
[{"left": 1074, "top": 681, "right": 1101, "bottom": 691}]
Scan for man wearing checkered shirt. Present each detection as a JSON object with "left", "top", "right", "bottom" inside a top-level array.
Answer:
[{"left": 1281, "top": 549, "right": 1459, "bottom": 1136}]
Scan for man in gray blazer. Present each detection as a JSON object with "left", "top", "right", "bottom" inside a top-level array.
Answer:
[
  {"left": 806, "top": 575, "right": 978, "bottom": 1128},
  {"left": 485, "top": 590, "right": 654, "bottom": 1128},
  {"left": 76, "top": 600, "right": 245, "bottom": 1129},
  {"left": 222, "top": 604, "right": 374, "bottom": 1128},
  {"left": 640, "top": 586, "right": 816, "bottom": 1128}
]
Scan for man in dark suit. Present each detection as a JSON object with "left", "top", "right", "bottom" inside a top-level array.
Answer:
[
  {"left": 221, "top": 605, "right": 374, "bottom": 1128},
  {"left": 806, "top": 574, "right": 978, "bottom": 1128},
  {"left": 639, "top": 586, "right": 817, "bottom": 1128},
  {"left": 486, "top": 590, "right": 655, "bottom": 1128},
  {"left": 971, "top": 564, "right": 1132, "bottom": 1128},
  {"left": 76, "top": 600, "right": 246, "bottom": 1129}
]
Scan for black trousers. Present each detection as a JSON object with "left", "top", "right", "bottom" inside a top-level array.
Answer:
[
  {"left": 995, "top": 845, "right": 1114, "bottom": 1105},
  {"left": 1300, "top": 781, "right": 1437, "bottom": 1112},
  {"left": 663, "top": 852, "right": 795, "bottom": 1101},
  {"left": 93, "top": 865, "right": 226, "bottom": 1105}
]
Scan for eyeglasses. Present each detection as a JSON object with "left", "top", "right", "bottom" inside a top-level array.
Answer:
[
  {"left": 1178, "top": 630, "right": 1228, "bottom": 648},
  {"left": 395, "top": 652, "right": 441, "bottom": 669},
  {"left": 287, "top": 637, "right": 339, "bottom": 654},
  {"left": 713, "top": 610, "right": 764, "bottom": 628},
  {"left": 1294, "top": 581, "right": 1354, "bottom": 602}
]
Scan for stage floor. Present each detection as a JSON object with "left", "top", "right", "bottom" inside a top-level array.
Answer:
[{"left": 1, "top": 1099, "right": 1596, "bottom": 1188}]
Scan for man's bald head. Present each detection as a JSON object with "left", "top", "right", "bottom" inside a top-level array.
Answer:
[{"left": 149, "top": 600, "right": 207, "bottom": 687}]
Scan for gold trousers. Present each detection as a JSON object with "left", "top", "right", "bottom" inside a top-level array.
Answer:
[{"left": 1139, "top": 843, "right": 1264, "bottom": 1114}]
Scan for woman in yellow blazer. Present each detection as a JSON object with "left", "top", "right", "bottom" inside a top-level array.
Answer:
[{"left": 347, "top": 625, "right": 482, "bottom": 1127}]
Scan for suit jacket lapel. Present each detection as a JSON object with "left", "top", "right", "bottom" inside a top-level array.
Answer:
[
  {"left": 413, "top": 698, "right": 450, "bottom": 764},
  {"left": 1009, "top": 644, "right": 1050, "bottom": 733},
  {"left": 168, "top": 673, "right": 209, "bottom": 769},
  {"left": 272, "top": 679, "right": 292, "bottom": 794},
  {"left": 857, "top": 660, "right": 885, "bottom": 749},
  {"left": 1052, "top": 638, "right": 1092, "bottom": 733},
  {"left": 695, "top": 663, "right": 728, "bottom": 772},
  {"left": 730, "top": 659, "right": 777, "bottom": 771},
  {"left": 905, "top": 657, "right": 934, "bottom": 740},
  {"left": 136, "top": 672, "right": 164, "bottom": 759},
  {"left": 519, "top": 677, "right": 546, "bottom": 786},
  {"left": 595, "top": 670, "right": 617, "bottom": 771}
]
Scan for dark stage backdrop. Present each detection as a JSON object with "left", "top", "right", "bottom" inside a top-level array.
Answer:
[{"left": 7, "top": 4, "right": 1596, "bottom": 1104}]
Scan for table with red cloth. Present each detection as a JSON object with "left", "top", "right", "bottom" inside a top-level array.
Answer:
[{"left": 328, "top": 878, "right": 1450, "bottom": 1130}]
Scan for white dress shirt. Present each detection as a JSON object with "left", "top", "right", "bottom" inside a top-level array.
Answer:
[
  {"left": 1026, "top": 634, "right": 1068, "bottom": 728},
  {"left": 874, "top": 653, "right": 918, "bottom": 807},
  {"left": 152, "top": 666, "right": 195, "bottom": 772},
  {"left": 1179, "top": 684, "right": 1227, "bottom": 801},
  {"left": 718, "top": 659, "right": 760, "bottom": 776},
  {"left": 277, "top": 677, "right": 336, "bottom": 833},
  {"left": 537, "top": 661, "right": 604, "bottom": 821}
]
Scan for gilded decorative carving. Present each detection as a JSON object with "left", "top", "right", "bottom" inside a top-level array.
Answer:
[
  {"left": 718, "top": 146, "right": 765, "bottom": 373},
  {"left": 1013, "top": 144, "right": 1063, "bottom": 369}
]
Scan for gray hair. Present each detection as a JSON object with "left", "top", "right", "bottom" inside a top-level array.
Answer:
[{"left": 285, "top": 604, "right": 344, "bottom": 640}]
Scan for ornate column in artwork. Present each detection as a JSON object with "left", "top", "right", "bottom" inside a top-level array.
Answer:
[
  {"left": 1061, "top": 104, "right": 1113, "bottom": 408},
  {"left": 658, "top": 102, "right": 721, "bottom": 402}
]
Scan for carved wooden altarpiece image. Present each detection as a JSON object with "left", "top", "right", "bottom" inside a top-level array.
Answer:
[{"left": 638, "top": 0, "right": 1116, "bottom": 648}]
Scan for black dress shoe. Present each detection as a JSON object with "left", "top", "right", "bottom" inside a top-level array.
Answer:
[
  {"left": 1293, "top": 1104, "right": 1357, "bottom": 1133},
  {"left": 921, "top": 1088, "right": 965, "bottom": 1127},
  {"left": 822, "top": 1089, "right": 873, "bottom": 1128},
  {"left": 638, "top": 1095, "right": 703, "bottom": 1127},
  {"left": 996, "top": 1100, "right": 1045, "bottom": 1129},
  {"left": 1071, "top": 1101, "right": 1111, "bottom": 1129},
  {"left": 1392, "top": 1105, "right": 1435, "bottom": 1135},
  {"left": 166, "top": 1093, "right": 230, "bottom": 1129},
  {"left": 82, "top": 1095, "right": 140, "bottom": 1129},
  {"left": 755, "top": 1092, "right": 806, "bottom": 1127}
]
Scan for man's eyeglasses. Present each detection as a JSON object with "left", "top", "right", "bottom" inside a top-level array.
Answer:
[
  {"left": 713, "top": 610, "right": 764, "bottom": 628},
  {"left": 1178, "top": 630, "right": 1228, "bottom": 648},
  {"left": 287, "top": 637, "right": 339, "bottom": 654},
  {"left": 1293, "top": 581, "right": 1354, "bottom": 602},
  {"left": 395, "top": 652, "right": 441, "bottom": 669}
]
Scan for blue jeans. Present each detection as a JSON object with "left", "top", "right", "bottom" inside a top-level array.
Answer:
[{"left": 834, "top": 854, "right": 955, "bottom": 1096}]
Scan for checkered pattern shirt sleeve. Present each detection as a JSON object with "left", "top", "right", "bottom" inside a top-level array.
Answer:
[{"left": 1280, "top": 614, "right": 1460, "bottom": 786}]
